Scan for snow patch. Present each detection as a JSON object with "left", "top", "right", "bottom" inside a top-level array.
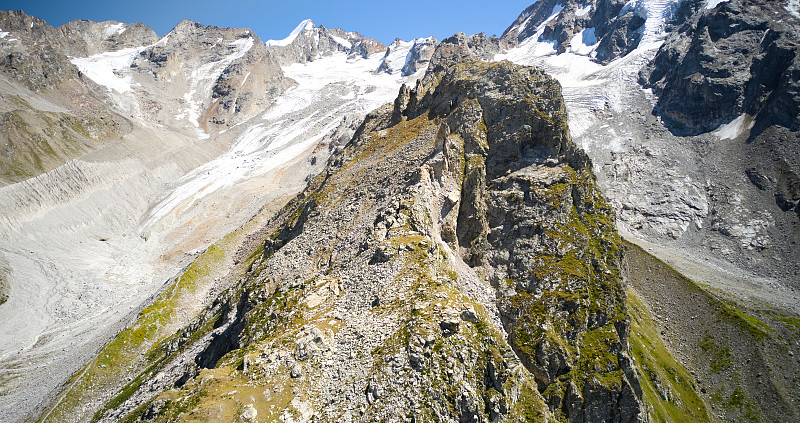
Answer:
[
  {"left": 0, "top": 31, "right": 8, "bottom": 39},
  {"left": 70, "top": 47, "right": 145, "bottom": 93},
  {"left": 155, "top": 33, "right": 170, "bottom": 46},
  {"left": 102, "top": 23, "right": 125, "bottom": 39},
  {"left": 787, "top": 0, "right": 800, "bottom": 19},
  {"left": 518, "top": 15, "right": 534, "bottom": 34},
  {"left": 229, "top": 37, "right": 254, "bottom": 59},
  {"left": 713, "top": 114, "right": 754, "bottom": 140},
  {"left": 569, "top": 28, "right": 598, "bottom": 56},
  {"left": 705, "top": 0, "right": 730, "bottom": 8},
  {"left": 266, "top": 19, "right": 314, "bottom": 47},
  {"left": 575, "top": 4, "right": 593, "bottom": 16},
  {"left": 330, "top": 35, "right": 352, "bottom": 49}
]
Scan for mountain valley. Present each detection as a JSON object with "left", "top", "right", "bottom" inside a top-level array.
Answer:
[{"left": 0, "top": 1, "right": 798, "bottom": 422}]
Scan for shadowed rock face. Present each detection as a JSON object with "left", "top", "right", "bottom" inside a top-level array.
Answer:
[
  {"left": 641, "top": 0, "right": 800, "bottom": 218},
  {"left": 641, "top": 0, "right": 800, "bottom": 136},
  {"left": 88, "top": 59, "right": 645, "bottom": 423},
  {"left": 500, "top": 0, "right": 648, "bottom": 64}
]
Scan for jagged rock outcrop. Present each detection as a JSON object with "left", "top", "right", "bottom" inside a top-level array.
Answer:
[
  {"left": 130, "top": 20, "right": 289, "bottom": 131},
  {"left": 501, "top": 0, "right": 649, "bottom": 64},
  {"left": 266, "top": 20, "right": 387, "bottom": 66},
  {"left": 428, "top": 32, "right": 508, "bottom": 72},
  {"left": 87, "top": 58, "right": 645, "bottom": 422},
  {"left": 396, "top": 60, "right": 645, "bottom": 422}
]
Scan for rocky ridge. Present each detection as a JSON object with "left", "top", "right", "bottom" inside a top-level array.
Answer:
[
  {"left": 266, "top": 20, "right": 386, "bottom": 66},
  {"left": 82, "top": 58, "right": 648, "bottom": 422}
]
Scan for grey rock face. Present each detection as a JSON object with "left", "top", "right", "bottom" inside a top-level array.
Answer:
[
  {"left": 402, "top": 36, "right": 437, "bottom": 76},
  {"left": 59, "top": 20, "right": 159, "bottom": 56},
  {"left": 266, "top": 22, "right": 387, "bottom": 66},
  {"left": 641, "top": 0, "right": 800, "bottom": 220},
  {"left": 641, "top": 0, "right": 800, "bottom": 136},
  {"left": 0, "top": 11, "right": 82, "bottom": 90},
  {"left": 130, "top": 19, "right": 291, "bottom": 132},
  {"left": 428, "top": 32, "right": 507, "bottom": 73},
  {"left": 501, "top": 0, "right": 649, "bottom": 64}
]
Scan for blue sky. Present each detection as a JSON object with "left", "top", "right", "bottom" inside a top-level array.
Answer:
[{"left": 0, "top": 0, "right": 532, "bottom": 45}]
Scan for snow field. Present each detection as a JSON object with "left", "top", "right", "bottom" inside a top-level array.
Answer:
[
  {"left": 266, "top": 19, "right": 315, "bottom": 47},
  {"left": 139, "top": 48, "right": 425, "bottom": 239},
  {"left": 101, "top": 23, "right": 126, "bottom": 39},
  {"left": 70, "top": 47, "right": 145, "bottom": 93}
]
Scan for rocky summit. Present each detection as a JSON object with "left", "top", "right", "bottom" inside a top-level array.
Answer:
[{"left": 0, "top": 1, "right": 799, "bottom": 423}]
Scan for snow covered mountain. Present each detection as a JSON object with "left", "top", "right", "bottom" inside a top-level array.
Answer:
[{"left": 0, "top": 0, "right": 798, "bottom": 421}]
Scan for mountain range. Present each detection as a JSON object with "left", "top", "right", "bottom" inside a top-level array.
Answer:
[{"left": 0, "top": 0, "right": 798, "bottom": 422}]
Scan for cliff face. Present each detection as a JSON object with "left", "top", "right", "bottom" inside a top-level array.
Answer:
[
  {"left": 640, "top": 0, "right": 800, "bottom": 221},
  {"left": 641, "top": 0, "right": 800, "bottom": 136},
  {"left": 83, "top": 59, "right": 645, "bottom": 422},
  {"left": 130, "top": 19, "right": 291, "bottom": 133},
  {"left": 500, "top": 0, "right": 649, "bottom": 64}
]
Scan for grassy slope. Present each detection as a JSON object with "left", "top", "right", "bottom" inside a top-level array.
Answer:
[
  {"left": 627, "top": 288, "right": 711, "bottom": 422},
  {"left": 0, "top": 94, "right": 119, "bottom": 185},
  {"left": 40, "top": 204, "right": 283, "bottom": 423},
  {"left": 623, "top": 239, "right": 800, "bottom": 422}
]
